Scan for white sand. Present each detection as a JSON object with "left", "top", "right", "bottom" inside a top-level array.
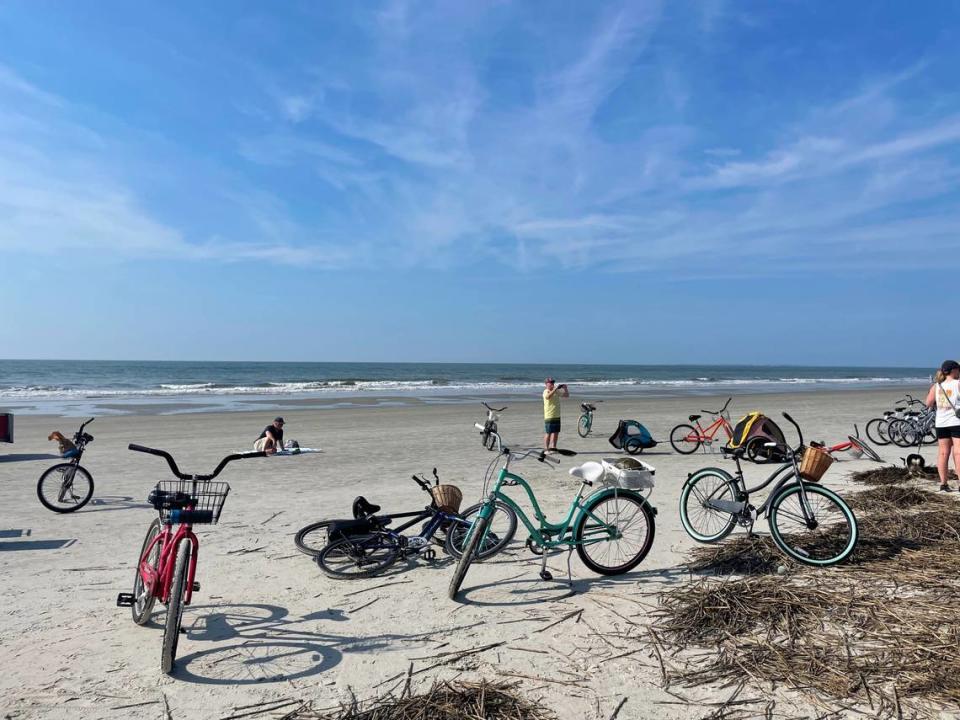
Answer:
[{"left": 0, "top": 388, "right": 938, "bottom": 719}]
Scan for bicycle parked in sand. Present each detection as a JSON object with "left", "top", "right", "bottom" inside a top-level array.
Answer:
[
  {"left": 448, "top": 425, "right": 657, "bottom": 600},
  {"left": 679, "top": 413, "right": 859, "bottom": 567},
  {"left": 669, "top": 398, "right": 734, "bottom": 454},
  {"left": 116, "top": 444, "right": 265, "bottom": 673},
  {"left": 37, "top": 417, "right": 96, "bottom": 513},
  {"left": 577, "top": 401, "right": 601, "bottom": 438}
]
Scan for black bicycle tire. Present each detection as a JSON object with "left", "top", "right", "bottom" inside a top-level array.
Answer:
[
  {"left": 574, "top": 492, "right": 655, "bottom": 575},
  {"left": 767, "top": 482, "right": 858, "bottom": 567},
  {"left": 294, "top": 520, "right": 336, "bottom": 557},
  {"left": 316, "top": 532, "right": 399, "bottom": 579},
  {"left": 448, "top": 515, "right": 489, "bottom": 600},
  {"left": 847, "top": 436, "right": 883, "bottom": 463},
  {"left": 678, "top": 469, "right": 739, "bottom": 543},
  {"left": 445, "top": 501, "right": 518, "bottom": 560},
  {"left": 132, "top": 519, "right": 162, "bottom": 625},
  {"left": 36, "top": 463, "right": 94, "bottom": 513},
  {"left": 890, "top": 419, "right": 915, "bottom": 448},
  {"left": 864, "top": 418, "right": 890, "bottom": 446},
  {"left": 161, "top": 539, "right": 191, "bottom": 674},
  {"left": 623, "top": 438, "right": 645, "bottom": 455},
  {"left": 669, "top": 424, "right": 700, "bottom": 454},
  {"left": 577, "top": 415, "right": 591, "bottom": 438},
  {"left": 744, "top": 436, "right": 773, "bottom": 464}
]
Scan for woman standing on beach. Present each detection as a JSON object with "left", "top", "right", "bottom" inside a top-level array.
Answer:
[{"left": 926, "top": 360, "right": 960, "bottom": 491}]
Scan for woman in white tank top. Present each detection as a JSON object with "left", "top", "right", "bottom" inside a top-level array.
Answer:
[{"left": 925, "top": 359, "right": 960, "bottom": 491}]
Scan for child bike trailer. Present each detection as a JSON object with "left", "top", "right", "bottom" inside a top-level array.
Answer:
[
  {"left": 609, "top": 420, "right": 657, "bottom": 455},
  {"left": 727, "top": 411, "right": 787, "bottom": 463}
]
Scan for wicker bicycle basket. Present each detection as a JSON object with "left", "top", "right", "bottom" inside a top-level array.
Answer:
[
  {"left": 430, "top": 484, "right": 463, "bottom": 513},
  {"left": 799, "top": 446, "right": 834, "bottom": 482},
  {"left": 148, "top": 480, "right": 230, "bottom": 524}
]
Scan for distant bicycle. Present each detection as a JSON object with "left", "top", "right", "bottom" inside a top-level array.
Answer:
[
  {"left": 37, "top": 417, "right": 96, "bottom": 513},
  {"left": 577, "top": 402, "right": 601, "bottom": 438},
  {"left": 479, "top": 402, "right": 507, "bottom": 451},
  {"left": 669, "top": 398, "right": 734, "bottom": 454}
]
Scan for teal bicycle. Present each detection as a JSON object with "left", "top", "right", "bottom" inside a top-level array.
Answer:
[{"left": 448, "top": 425, "right": 657, "bottom": 600}]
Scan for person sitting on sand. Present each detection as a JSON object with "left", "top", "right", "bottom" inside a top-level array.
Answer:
[
  {"left": 926, "top": 360, "right": 960, "bottom": 491},
  {"left": 543, "top": 378, "right": 569, "bottom": 451},
  {"left": 254, "top": 417, "right": 285, "bottom": 455}
]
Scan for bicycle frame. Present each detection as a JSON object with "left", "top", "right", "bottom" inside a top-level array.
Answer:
[
  {"left": 698, "top": 453, "right": 811, "bottom": 522},
  {"left": 480, "top": 467, "right": 629, "bottom": 550},
  {"left": 140, "top": 522, "right": 200, "bottom": 605},
  {"left": 691, "top": 414, "right": 733, "bottom": 442}
]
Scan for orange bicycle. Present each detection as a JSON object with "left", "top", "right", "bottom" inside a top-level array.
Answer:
[{"left": 669, "top": 398, "right": 733, "bottom": 454}]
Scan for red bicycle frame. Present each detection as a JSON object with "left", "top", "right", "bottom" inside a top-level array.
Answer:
[
  {"left": 687, "top": 414, "right": 733, "bottom": 443},
  {"left": 140, "top": 522, "right": 200, "bottom": 606}
]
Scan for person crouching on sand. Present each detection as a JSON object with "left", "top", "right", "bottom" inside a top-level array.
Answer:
[
  {"left": 543, "top": 378, "right": 569, "bottom": 451},
  {"left": 254, "top": 417, "right": 285, "bottom": 455},
  {"left": 926, "top": 360, "right": 960, "bottom": 491}
]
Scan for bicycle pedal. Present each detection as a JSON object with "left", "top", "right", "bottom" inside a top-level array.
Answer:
[
  {"left": 115, "top": 593, "right": 135, "bottom": 608},
  {"left": 192, "top": 582, "right": 200, "bottom": 592},
  {"left": 422, "top": 549, "right": 437, "bottom": 562},
  {"left": 179, "top": 627, "right": 188, "bottom": 635},
  {"left": 539, "top": 570, "right": 553, "bottom": 581}
]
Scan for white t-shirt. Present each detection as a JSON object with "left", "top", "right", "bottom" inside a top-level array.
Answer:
[{"left": 935, "top": 378, "right": 960, "bottom": 428}]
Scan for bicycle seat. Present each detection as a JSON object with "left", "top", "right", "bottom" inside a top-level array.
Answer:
[
  {"left": 688, "top": 414, "right": 701, "bottom": 422},
  {"left": 883, "top": 411, "right": 894, "bottom": 417},
  {"left": 352, "top": 496, "right": 381, "bottom": 518},
  {"left": 905, "top": 411, "right": 920, "bottom": 417},
  {"left": 721, "top": 445, "right": 746, "bottom": 459},
  {"left": 569, "top": 461, "right": 605, "bottom": 485},
  {"left": 581, "top": 403, "right": 596, "bottom": 412}
]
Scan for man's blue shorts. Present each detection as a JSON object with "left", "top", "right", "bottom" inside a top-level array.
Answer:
[{"left": 544, "top": 418, "right": 561, "bottom": 434}]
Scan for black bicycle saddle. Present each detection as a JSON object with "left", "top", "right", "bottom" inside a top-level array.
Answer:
[
  {"left": 352, "top": 496, "right": 381, "bottom": 519},
  {"left": 688, "top": 414, "right": 701, "bottom": 422}
]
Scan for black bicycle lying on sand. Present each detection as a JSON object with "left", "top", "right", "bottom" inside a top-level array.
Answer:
[{"left": 294, "top": 469, "right": 517, "bottom": 577}]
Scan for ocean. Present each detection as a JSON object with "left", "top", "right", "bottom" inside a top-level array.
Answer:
[{"left": 0, "top": 360, "right": 932, "bottom": 416}]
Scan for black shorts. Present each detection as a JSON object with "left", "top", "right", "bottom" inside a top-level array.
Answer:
[{"left": 936, "top": 426, "right": 960, "bottom": 440}]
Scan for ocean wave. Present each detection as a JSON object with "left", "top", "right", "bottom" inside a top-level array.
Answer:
[{"left": 0, "top": 374, "right": 931, "bottom": 400}]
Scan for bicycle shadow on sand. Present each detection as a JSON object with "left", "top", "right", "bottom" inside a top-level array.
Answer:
[
  {"left": 169, "top": 603, "right": 464, "bottom": 685},
  {"left": 456, "top": 562, "right": 690, "bottom": 607},
  {"left": 78, "top": 495, "right": 151, "bottom": 514},
  {"left": 0, "top": 453, "right": 61, "bottom": 463}
]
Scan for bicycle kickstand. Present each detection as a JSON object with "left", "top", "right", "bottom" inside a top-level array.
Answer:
[
  {"left": 564, "top": 547, "right": 575, "bottom": 591},
  {"left": 538, "top": 551, "right": 553, "bottom": 582}
]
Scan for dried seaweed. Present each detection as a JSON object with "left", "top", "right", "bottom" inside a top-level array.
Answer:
[{"left": 296, "top": 680, "right": 556, "bottom": 720}]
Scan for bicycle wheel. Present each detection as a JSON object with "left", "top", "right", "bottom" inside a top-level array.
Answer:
[
  {"left": 669, "top": 424, "right": 701, "bottom": 454},
  {"left": 624, "top": 438, "right": 646, "bottom": 455},
  {"left": 294, "top": 520, "right": 335, "bottom": 557},
  {"left": 36, "top": 463, "right": 94, "bottom": 513},
  {"left": 448, "top": 514, "right": 489, "bottom": 600},
  {"left": 316, "top": 532, "right": 400, "bottom": 579},
  {"left": 679, "top": 469, "right": 739, "bottom": 543},
  {"left": 767, "top": 482, "right": 858, "bottom": 566},
  {"left": 847, "top": 436, "right": 883, "bottom": 463},
  {"left": 132, "top": 519, "right": 162, "bottom": 625},
  {"left": 577, "top": 415, "right": 591, "bottom": 438},
  {"left": 574, "top": 492, "right": 655, "bottom": 575},
  {"left": 745, "top": 436, "right": 775, "bottom": 464},
  {"left": 890, "top": 420, "right": 916, "bottom": 447},
  {"left": 864, "top": 418, "right": 890, "bottom": 446},
  {"left": 161, "top": 539, "right": 191, "bottom": 674},
  {"left": 445, "top": 501, "right": 517, "bottom": 560}
]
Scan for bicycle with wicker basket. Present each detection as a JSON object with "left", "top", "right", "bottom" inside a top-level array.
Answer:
[
  {"left": 314, "top": 470, "right": 517, "bottom": 579},
  {"left": 115, "top": 444, "right": 265, "bottom": 674},
  {"left": 678, "top": 413, "right": 859, "bottom": 567}
]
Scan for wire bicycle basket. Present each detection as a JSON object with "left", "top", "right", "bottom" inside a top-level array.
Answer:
[{"left": 148, "top": 480, "right": 231, "bottom": 524}]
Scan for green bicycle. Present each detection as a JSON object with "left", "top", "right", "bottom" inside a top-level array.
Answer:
[{"left": 448, "top": 424, "right": 657, "bottom": 600}]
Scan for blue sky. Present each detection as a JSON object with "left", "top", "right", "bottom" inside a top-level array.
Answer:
[{"left": 1, "top": 1, "right": 958, "bottom": 365}]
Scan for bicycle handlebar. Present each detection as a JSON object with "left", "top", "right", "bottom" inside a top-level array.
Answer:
[
  {"left": 701, "top": 397, "right": 732, "bottom": 415},
  {"left": 128, "top": 443, "right": 266, "bottom": 480},
  {"left": 411, "top": 474, "right": 432, "bottom": 492},
  {"left": 482, "top": 402, "right": 507, "bottom": 412}
]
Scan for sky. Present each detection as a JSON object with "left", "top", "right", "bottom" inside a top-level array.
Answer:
[{"left": 1, "top": 1, "right": 958, "bottom": 366}]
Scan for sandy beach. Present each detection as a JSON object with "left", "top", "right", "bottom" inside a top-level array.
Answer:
[{"left": 0, "top": 387, "right": 946, "bottom": 719}]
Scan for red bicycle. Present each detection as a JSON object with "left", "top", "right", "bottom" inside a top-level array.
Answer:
[
  {"left": 669, "top": 398, "right": 734, "bottom": 454},
  {"left": 116, "top": 444, "right": 264, "bottom": 673}
]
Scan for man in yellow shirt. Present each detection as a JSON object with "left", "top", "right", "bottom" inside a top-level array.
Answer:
[{"left": 543, "top": 377, "right": 569, "bottom": 451}]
